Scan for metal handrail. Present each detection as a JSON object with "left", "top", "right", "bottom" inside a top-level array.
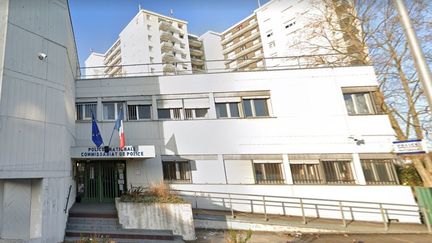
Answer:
[
  {"left": 64, "top": 185, "right": 72, "bottom": 214},
  {"left": 79, "top": 53, "right": 368, "bottom": 79},
  {"left": 171, "top": 189, "right": 431, "bottom": 232}
]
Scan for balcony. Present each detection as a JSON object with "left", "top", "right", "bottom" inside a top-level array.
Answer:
[
  {"left": 161, "top": 42, "right": 174, "bottom": 52},
  {"left": 163, "top": 63, "right": 176, "bottom": 73},
  {"left": 188, "top": 38, "right": 202, "bottom": 48},
  {"left": 222, "top": 30, "right": 261, "bottom": 55},
  {"left": 159, "top": 21, "right": 178, "bottom": 33},
  {"left": 190, "top": 48, "right": 204, "bottom": 57},
  {"left": 160, "top": 31, "right": 180, "bottom": 43},
  {"left": 221, "top": 20, "right": 258, "bottom": 45},
  {"left": 224, "top": 42, "right": 263, "bottom": 65},
  {"left": 236, "top": 53, "right": 264, "bottom": 69},
  {"left": 191, "top": 57, "right": 205, "bottom": 66}
]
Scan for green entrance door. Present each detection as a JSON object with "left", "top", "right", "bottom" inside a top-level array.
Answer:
[{"left": 76, "top": 161, "right": 126, "bottom": 203}]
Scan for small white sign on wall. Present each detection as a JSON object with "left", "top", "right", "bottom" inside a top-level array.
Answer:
[{"left": 393, "top": 139, "right": 426, "bottom": 155}]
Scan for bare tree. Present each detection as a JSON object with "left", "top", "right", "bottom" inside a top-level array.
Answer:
[{"left": 304, "top": 0, "right": 432, "bottom": 185}]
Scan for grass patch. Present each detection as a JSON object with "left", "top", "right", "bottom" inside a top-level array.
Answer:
[{"left": 120, "top": 182, "right": 186, "bottom": 204}]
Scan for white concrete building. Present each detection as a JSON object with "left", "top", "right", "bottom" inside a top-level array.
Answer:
[
  {"left": 0, "top": 0, "right": 79, "bottom": 242},
  {"left": 85, "top": 9, "right": 192, "bottom": 78},
  {"left": 73, "top": 65, "right": 419, "bottom": 224}
]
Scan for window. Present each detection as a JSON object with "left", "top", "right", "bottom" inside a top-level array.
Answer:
[
  {"left": 285, "top": 21, "right": 296, "bottom": 29},
  {"left": 179, "top": 34, "right": 184, "bottom": 39},
  {"left": 291, "top": 162, "right": 323, "bottom": 184},
  {"left": 146, "top": 15, "right": 151, "bottom": 21},
  {"left": 178, "top": 23, "right": 183, "bottom": 29},
  {"left": 266, "top": 32, "right": 273, "bottom": 38},
  {"left": 343, "top": 90, "right": 379, "bottom": 115},
  {"left": 180, "top": 43, "right": 185, "bottom": 49},
  {"left": 185, "top": 108, "right": 209, "bottom": 119},
  {"left": 242, "top": 98, "right": 269, "bottom": 117},
  {"left": 254, "top": 162, "right": 284, "bottom": 184},
  {"left": 128, "top": 105, "right": 151, "bottom": 120},
  {"left": 149, "top": 46, "right": 153, "bottom": 52},
  {"left": 322, "top": 160, "right": 354, "bottom": 184},
  {"left": 147, "top": 24, "right": 151, "bottom": 31},
  {"left": 158, "top": 108, "right": 182, "bottom": 120},
  {"left": 361, "top": 159, "right": 398, "bottom": 185},
  {"left": 216, "top": 102, "right": 240, "bottom": 118},
  {"left": 148, "top": 35, "right": 152, "bottom": 41},
  {"left": 240, "top": 45, "right": 247, "bottom": 51},
  {"left": 103, "top": 102, "right": 123, "bottom": 120},
  {"left": 291, "top": 160, "right": 354, "bottom": 184},
  {"left": 150, "top": 57, "right": 154, "bottom": 63},
  {"left": 76, "top": 103, "right": 97, "bottom": 120},
  {"left": 163, "top": 161, "right": 191, "bottom": 182}
]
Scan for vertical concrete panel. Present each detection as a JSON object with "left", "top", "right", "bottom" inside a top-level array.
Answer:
[
  {"left": 0, "top": 181, "right": 3, "bottom": 236},
  {"left": 0, "top": 0, "right": 8, "bottom": 97},
  {"left": 1, "top": 180, "right": 31, "bottom": 239},
  {"left": 7, "top": 0, "right": 49, "bottom": 37},
  {"left": 30, "top": 179, "right": 42, "bottom": 239}
]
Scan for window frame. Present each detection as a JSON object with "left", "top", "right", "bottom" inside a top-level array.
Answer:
[
  {"left": 127, "top": 104, "right": 152, "bottom": 121},
  {"left": 342, "top": 88, "right": 382, "bottom": 116},
  {"left": 102, "top": 102, "right": 124, "bottom": 121},
  {"left": 157, "top": 108, "right": 182, "bottom": 120},
  {"left": 185, "top": 108, "right": 209, "bottom": 120},
  {"left": 242, "top": 98, "right": 270, "bottom": 118},
  {"left": 290, "top": 159, "right": 355, "bottom": 185},
  {"left": 162, "top": 161, "right": 192, "bottom": 183},
  {"left": 215, "top": 102, "right": 241, "bottom": 118},
  {"left": 361, "top": 159, "right": 399, "bottom": 185},
  {"left": 76, "top": 103, "right": 97, "bottom": 121},
  {"left": 253, "top": 162, "right": 285, "bottom": 184}
]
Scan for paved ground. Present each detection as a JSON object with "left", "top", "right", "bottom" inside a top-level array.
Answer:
[{"left": 194, "top": 230, "right": 432, "bottom": 243}]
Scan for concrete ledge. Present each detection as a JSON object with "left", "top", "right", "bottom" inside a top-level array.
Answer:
[{"left": 115, "top": 198, "right": 196, "bottom": 241}]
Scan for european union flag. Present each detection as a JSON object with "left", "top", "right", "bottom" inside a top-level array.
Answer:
[{"left": 91, "top": 112, "right": 104, "bottom": 148}]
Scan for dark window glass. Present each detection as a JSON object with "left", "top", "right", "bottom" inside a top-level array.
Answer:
[
  {"left": 138, "top": 105, "right": 151, "bottom": 119},
  {"left": 229, "top": 103, "right": 240, "bottom": 117},
  {"left": 254, "top": 99, "right": 269, "bottom": 116},
  {"left": 291, "top": 164, "right": 323, "bottom": 184},
  {"left": 195, "top": 108, "right": 208, "bottom": 118},
  {"left": 158, "top": 109, "right": 171, "bottom": 119},
  {"left": 243, "top": 99, "right": 253, "bottom": 117},
  {"left": 216, "top": 103, "right": 228, "bottom": 118}
]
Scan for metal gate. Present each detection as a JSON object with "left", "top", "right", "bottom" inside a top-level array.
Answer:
[
  {"left": 76, "top": 161, "right": 126, "bottom": 203},
  {"left": 415, "top": 187, "right": 432, "bottom": 224}
]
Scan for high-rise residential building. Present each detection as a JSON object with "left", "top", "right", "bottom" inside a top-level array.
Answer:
[
  {"left": 219, "top": 0, "right": 366, "bottom": 71},
  {"left": 86, "top": 9, "right": 192, "bottom": 77},
  {"left": 188, "top": 34, "right": 206, "bottom": 73},
  {"left": 221, "top": 14, "right": 264, "bottom": 71}
]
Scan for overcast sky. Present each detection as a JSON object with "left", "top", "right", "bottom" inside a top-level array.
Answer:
[{"left": 70, "top": 0, "right": 270, "bottom": 66}]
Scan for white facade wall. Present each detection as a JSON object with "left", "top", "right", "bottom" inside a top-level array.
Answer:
[
  {"left": 84, "top": 52, "right": 105, "bottom": 78},
  {"left": 75, "top": 66, "right": 419, "bottom": 223},
  {"left": 255, "top": 0, "right": 347, "bottom": 68},
  {"left": 199, "top": 31, "right": 225, "bottom": 72},
  {"left": 0, "top": 0, "right": 78, "bottom": 241}
]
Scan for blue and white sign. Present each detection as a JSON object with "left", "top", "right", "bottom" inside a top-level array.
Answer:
[
  {"left": 71, "top": 145, "right": 156, "bottom": 159},
  {"left": 393, "top": 139, "right": 425, "bottom": 155}
]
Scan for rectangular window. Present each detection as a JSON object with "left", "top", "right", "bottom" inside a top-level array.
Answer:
[
  {"left": 76, "top": 103, "right": 97, "bottom": 121},
  {"left": 322, "top": 161, "right": 355, "bottom": 184},
  {"left": 103, "top": 102, "right": 123, "bottom": 121},
  {"left": 127, "top": 105, "right": 151, "bottom": 120},
  {"left": 185, "top": 108, "right": 209, "bottom": 119},
  {"left": 216, "top": 102, "right": 241, "bottom": 118},
  {"left": 157, "top": 108, "right": 182, "bottom": 120},
  {"left": 148, "top": 35, "right": 152, "bottom": 41},
  {"left": 254, "top": 163, "right": 284, "bottom": 184},
  {"left": 343, "top": 91, "right": 377, "bottom": 115},
  {"left": 291, "top": 163, "right": 323, "bottom": 184},
  {"left": 361, "top": 159, "right": 398, "bottom": 185},
  {"left": 242, "top": 98, "right": 269, "bottom": 117},
  {"left": 162, "top": 161, "right": 191, "bottom": 182}
]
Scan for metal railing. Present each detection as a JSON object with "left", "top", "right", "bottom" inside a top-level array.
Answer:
[
  {"left": 79, "top": 53, "right": 368, "bottom": 79},
  {"left": 171, "top": 189, "right": 431, "bottom": 232},
  {"left": 64, "top": 185, "right": 72, "bottom": 214}
]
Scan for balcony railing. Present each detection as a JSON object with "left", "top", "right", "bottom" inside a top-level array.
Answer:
[
  {"left": 80, "top": 53, "right": 369, "bottom": 79},
  {"left": 221, "top": 20, "right": 258, "bottom": 45},
  {"left": 188, "top": 38, "right": 202, "bottom": 48}
]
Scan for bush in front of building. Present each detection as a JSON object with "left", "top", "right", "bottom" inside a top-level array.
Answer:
[
  {"left": 77, "top": 234, "right": 114, "bottom": 243},
  {"left": 397, "top": 164, "right": 423, "bottom": 187},
  {"left": 120, "top": 182, "right": 186, "bottom": 204}
]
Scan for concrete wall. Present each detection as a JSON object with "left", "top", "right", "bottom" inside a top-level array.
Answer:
[
  {"left": 0, "top": 0, "right": 78, "bottom": 241},
  {"left": 116, "top": 199, "right": 196, "bottom": 241},
  {"left": 200, "top": 31, "right": 225, "bottom": 72}
]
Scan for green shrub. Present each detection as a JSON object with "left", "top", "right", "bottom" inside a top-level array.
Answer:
[
  {"left": 397, "top": 164, "right": 423, "bottom": 187},
  {"left": 120, "top": 182, "right": 186, "bottom": 204},
  {"left": 226, "top": 230, "right": 253, "bottom": 243}
]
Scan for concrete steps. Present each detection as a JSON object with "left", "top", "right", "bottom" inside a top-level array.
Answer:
[{"left": 64, "top": 203, "right": 184, "bottom": 242}]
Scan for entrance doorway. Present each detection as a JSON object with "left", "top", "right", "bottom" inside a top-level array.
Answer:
[{"left": 75, "top": 161, "right": 126, "bottom": 203}]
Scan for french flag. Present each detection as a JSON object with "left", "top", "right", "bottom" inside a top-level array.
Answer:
[{"left": 115, "top": 109, "right": 126, "bottom": 149}]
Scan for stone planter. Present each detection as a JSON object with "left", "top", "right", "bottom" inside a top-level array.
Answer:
[{"left": 115, "top": 198, "right": 195, "bottom": 241}]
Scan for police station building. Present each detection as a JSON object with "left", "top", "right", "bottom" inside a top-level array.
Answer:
[{"left": 0, "top": 0, "right": 423, "bottom": 242}]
